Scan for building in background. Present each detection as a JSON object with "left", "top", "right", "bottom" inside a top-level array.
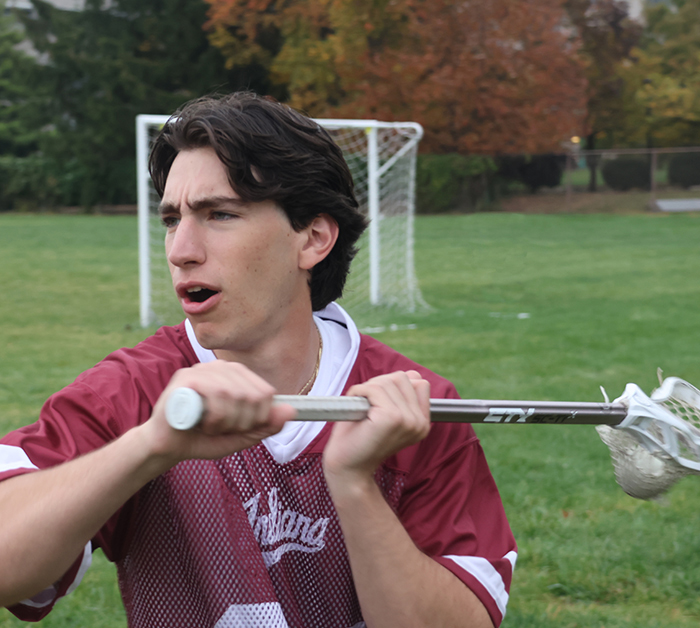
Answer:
[{"left": 6, "top": 0, "right": 84, "bottom": 10}]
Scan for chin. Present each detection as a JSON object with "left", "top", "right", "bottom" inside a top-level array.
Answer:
[{"left": 188, "top": 320, "right": 224, "bottom": 351}]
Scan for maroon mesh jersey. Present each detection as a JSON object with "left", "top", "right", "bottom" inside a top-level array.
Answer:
[{"left": 1, "top": 322, "right": 516, "bottom": 627}]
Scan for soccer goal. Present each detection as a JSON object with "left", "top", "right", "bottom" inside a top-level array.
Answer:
[{"left": 136, "top": 114, "right": 428, "bottom": 328}]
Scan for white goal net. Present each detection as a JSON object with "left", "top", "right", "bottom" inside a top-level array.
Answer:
[{"left": 136, "top": 115, "right": 428, "bottom": 327}]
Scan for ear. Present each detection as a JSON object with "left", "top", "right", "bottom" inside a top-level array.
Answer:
[{"left": 298, "top": 214, "right": 339, "bottom": 270}]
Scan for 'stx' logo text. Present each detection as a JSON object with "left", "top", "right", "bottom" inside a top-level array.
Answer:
[{"left": 484, "top": 407, "right": 535, "bottom": 423}]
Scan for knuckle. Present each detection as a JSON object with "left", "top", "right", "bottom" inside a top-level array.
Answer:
[
  {"left": 388, "top": 371, "right": 408, "bottom": 385},
  {"left": 417, "top": 419, "right": 431, "bottom": 439}
]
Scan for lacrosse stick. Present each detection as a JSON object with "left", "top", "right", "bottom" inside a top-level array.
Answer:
[{"left": 165, "top": 374, "right": 700, "bottom": 500}]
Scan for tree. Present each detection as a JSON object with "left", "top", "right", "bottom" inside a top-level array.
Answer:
[
  {"left": 620, "top": 0, "right": 700, "bottom": 148},
  {"left": 205, "top": 0, "right": 589, "bottom": 154},
  {"left": 564, "top": 0, "right": 642, "bottom": 189},
  {"left": 0, "top": 2, "right": 44, "bottom": 157},
  {"left": 14, "top": 0, "right": 254, "bottom": 207}
]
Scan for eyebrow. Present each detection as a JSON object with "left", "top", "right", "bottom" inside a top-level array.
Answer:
[{"left": 158, "top": 196, "right": 246, "bottom": 217}]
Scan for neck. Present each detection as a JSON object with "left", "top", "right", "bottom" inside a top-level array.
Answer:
[{"left": 213, "top": 316, "right": 322, "bottom": 395}]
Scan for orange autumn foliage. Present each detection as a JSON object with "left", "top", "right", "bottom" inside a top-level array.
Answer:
[{"left": 205, "top": 0, "right": 588, "bottom": 153}]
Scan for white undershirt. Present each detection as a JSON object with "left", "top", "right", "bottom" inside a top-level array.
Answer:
[{"left": 185, "top": 302, "right": 360, "bottom": 464}]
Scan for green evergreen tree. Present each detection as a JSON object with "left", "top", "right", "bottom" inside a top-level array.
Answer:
[
  {"left": 16, "top": 0, "right": 261, "bottom": 207},
  {"left": 0, "top": 2, "right": 43, "bottom": 157}
]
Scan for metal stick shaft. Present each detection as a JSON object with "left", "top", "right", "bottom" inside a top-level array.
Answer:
[
  {"left": 165, "top": 387, "right": 628, "bottom": 430},
  {"left": 277, "top": 395, "right": 627, "bottom": 425}
]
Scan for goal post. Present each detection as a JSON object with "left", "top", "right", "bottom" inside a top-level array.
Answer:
[{"left": 136, "top": 114, "right": 428, "bottom": 328}]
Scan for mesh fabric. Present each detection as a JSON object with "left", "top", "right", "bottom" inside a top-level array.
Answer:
[{"left": 117, "top": 444, "right": 402, "bottom": 627}]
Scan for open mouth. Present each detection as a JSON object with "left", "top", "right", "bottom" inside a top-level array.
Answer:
[{"left": 185, "top": 286, "right": 219, "bottom": 303}]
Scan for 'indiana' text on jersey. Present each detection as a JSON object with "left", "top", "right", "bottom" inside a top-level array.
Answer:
[{"left": 244, "top": 488, "right": 330, "bottom": 568}]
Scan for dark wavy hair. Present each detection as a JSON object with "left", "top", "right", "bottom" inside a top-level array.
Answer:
[{"left": 149, "top": 92, "right": 367, "bottom": 311}]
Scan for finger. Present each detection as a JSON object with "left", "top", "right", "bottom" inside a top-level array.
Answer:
[
  {"left": 384, "top": 372, "right": 430, "bottom": 436},
  {"left": 348, "top": 373, "right": 407, "bottom": 413},
  {"left": 386, "top": 372, "right": 426, "bottom": 420},
  {"left": 350, "top": 373, "right": 419, "bottom": 430},
  {"left": 350, "top": 381, "right": 397, "bottom": 419},
  {"left": 405, "top": 369, "right": 423, "bottom": 381},
  {"left": 410, "top": 376, "right": 431, "bottom": 420},
  {"left": 269, "top": 401, "right": 298, "bottom": 425},
  {"left": 200, "top": 395, "right": 264, "bottom": 436},
  {"left": 175, "top": 362, "right": 278, "bottom": 434}
]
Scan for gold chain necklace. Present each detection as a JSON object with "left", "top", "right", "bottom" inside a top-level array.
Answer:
[{"left": 298, "top": 331, "right": 323, "bottom": 396}]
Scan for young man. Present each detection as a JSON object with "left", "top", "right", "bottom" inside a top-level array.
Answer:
[{"left": 0, "top": 92, "right": 516, "bottom": 628}]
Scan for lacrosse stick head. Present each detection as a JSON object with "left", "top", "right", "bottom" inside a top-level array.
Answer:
[{"left": 597, "top": 377, "right": 700, "bottom": 500}]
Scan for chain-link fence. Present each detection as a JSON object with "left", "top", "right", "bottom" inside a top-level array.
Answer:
[{"left": 561, "top": 147, "right": 700, "bottom": 213}]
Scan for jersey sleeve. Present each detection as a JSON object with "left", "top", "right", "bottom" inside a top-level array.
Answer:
[
  {"left": 0, "top": 381, "right": 126, "bottom": 481},
  {"left": 397, "top": 423, "right": 517, "bottom": 628},
  {"left": 0, "top": 324, "right": 194, "bottom": 620},
  {"left": 348, "top": 334, "right": 517, "bottom": 626},
  {"left": 0, "top": 384, "right": 124, "bottom": 621}
]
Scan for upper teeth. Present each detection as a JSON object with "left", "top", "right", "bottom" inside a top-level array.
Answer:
[{"left": 187, "top": 287, "right": 204, "bottom": 293}]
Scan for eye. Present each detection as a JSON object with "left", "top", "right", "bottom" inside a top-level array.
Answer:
[
  {"left": 211, "top": 211, "right": 238, "bottom": 222},
  {"left": 160, "top": 215, "right": 180, "bottom": 229}
]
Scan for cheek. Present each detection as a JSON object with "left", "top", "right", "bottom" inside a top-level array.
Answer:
[{"left": 252, "top": 230, "right": 298, "bottom": 271}]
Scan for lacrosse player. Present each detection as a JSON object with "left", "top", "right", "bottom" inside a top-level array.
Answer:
[{"left": 0, "top": 92, "right": 516, "bottom": 628}]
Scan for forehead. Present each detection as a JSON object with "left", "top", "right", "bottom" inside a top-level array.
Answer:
[{"left": 162, "top": 147, "right": 235, "bottom": 205}]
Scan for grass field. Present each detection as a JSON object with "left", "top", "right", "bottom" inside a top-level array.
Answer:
[{"left": 1, "top": 211, "right": 699, "bottom": 627}]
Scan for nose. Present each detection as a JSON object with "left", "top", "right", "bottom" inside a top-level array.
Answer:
[{"left": 166, "top": 215, "right": 206, "bottom": 268}]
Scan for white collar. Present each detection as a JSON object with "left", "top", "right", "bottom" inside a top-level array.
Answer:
[{"left": 184, "top": 303, "right": 360, "bottom": 463}]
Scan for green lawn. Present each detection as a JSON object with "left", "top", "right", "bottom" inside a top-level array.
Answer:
[{"left": 1, "top": 211, "right": 699, "bottom": 627}]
